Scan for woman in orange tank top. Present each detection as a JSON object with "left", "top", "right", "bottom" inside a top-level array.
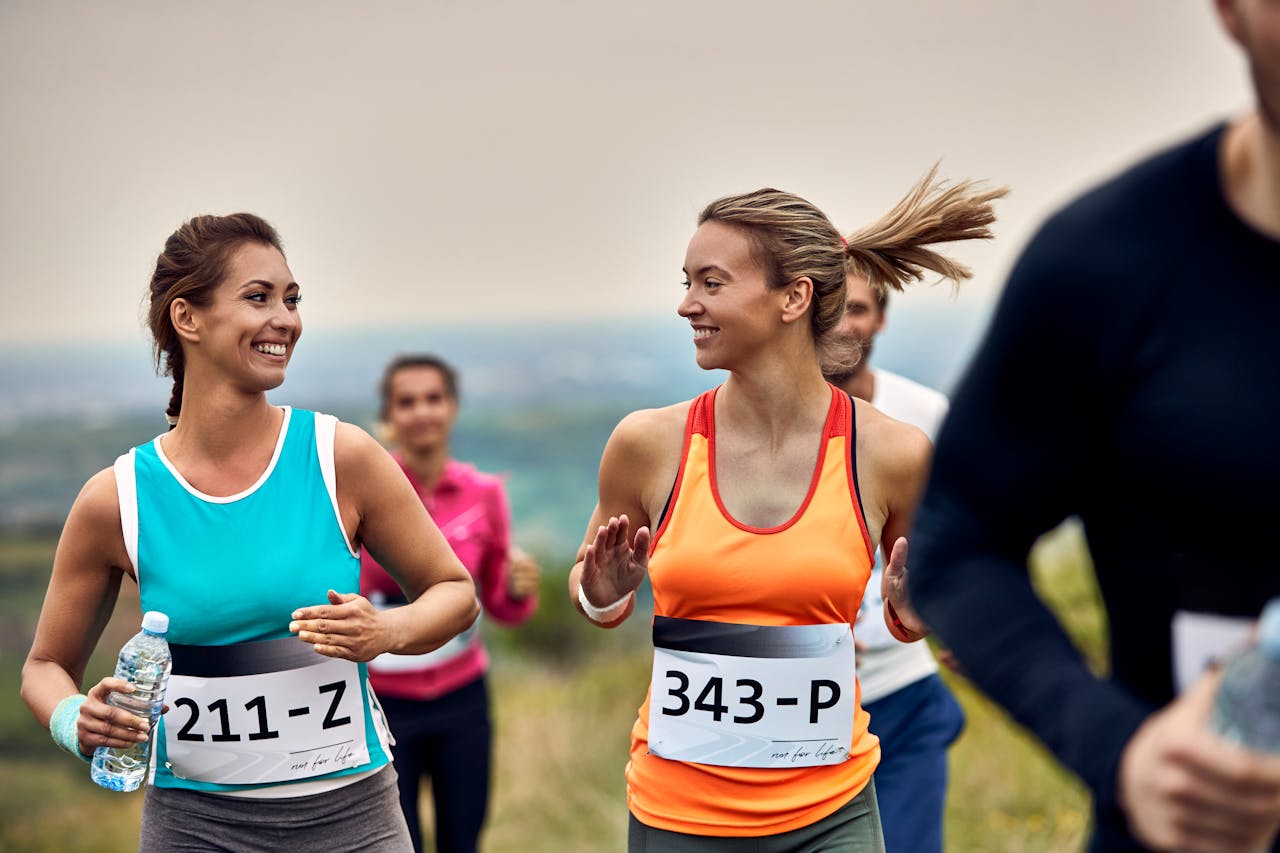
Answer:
[{"left": 568, "top": 169, "right": 1006, "bottom": 850}]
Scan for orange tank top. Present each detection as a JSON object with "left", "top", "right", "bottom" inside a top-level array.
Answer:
[{"left": 627, "top": 384, "right": 879, "bottom": 837}]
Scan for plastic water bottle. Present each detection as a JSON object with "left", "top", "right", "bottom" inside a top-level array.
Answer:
[
  {"left": 90, "top": 611, "right": 172, "bottom": 792},
  {"left": 1198, "top": 600, "right": 1280, "bottom": 853},
  {"left": 1211, "top": 598, "right": 1280, "bottom": 753}
]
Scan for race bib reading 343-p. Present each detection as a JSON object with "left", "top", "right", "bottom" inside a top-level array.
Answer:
[
  {"left": 647, "top": 617, "right": 855, "bottom": 768},
  {"left": 162, "top": 637, "right": 369, "bottom": 786}
]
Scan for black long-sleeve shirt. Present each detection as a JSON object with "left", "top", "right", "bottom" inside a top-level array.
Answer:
[{"left": 910, "top": 123, "right": 1280, "bottom": 852}]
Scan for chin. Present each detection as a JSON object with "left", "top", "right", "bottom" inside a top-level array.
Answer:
[
  {"left": 255, "top": 368, "right": 289, "bottom": 393},
  {"left": 693, "top": 350, "right": 725, "bottom": 372}
]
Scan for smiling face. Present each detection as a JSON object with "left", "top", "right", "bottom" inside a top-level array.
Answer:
[
  {"left": 678, "top": 220, "right": 786, "bottom": 372},
  {"left": 183, "top": 241, "right": 301, "bottom": 393},
  {"left": 384, "top": 364, "right": 458, "bottom": 454}
]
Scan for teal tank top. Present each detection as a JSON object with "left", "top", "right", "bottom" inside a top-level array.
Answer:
[{"left": 114, "top": 407, "right": 390, "bottom": 792}]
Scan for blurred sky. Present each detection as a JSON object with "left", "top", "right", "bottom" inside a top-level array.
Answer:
[{"left": 0, "top": 1, "right": 1255, "bottom": 349}]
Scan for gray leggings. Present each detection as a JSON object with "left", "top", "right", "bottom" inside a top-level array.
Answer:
[
  {"left": 628, "top": 779, "right": 885, "bottom": 852},
  {"left": 139, "top": 765, "right": 412, "bottom": 852}
]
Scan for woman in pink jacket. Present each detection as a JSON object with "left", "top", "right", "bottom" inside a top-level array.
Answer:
[{"left": 361, "top": 354, "right": 540, "bottom": 853}]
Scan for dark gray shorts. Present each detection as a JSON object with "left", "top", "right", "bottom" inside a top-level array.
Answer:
[
  {"left": 627, "top": 779, "right": 885, "bottom": 852},
  {"left": 139, "top": 765, "right": 412, "bottom": 852}
]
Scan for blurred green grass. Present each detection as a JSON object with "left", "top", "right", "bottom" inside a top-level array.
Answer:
[{"left": 2, "top": 521, "right": 1105, "bottom": 851}]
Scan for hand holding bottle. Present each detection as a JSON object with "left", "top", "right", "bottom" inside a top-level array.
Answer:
[
  {"left": 81, "top": 678, "right": 152, "bottom": 753},
  {"left": 1119, "top": 599, "right": 1280, "bottom": 853},
  {"left": 90, "top": 611, "right": 171, "bottom": 792}
]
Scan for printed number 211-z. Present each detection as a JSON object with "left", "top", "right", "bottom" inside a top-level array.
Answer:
[{"left": 174, "top": 680, "right": 351, "bottom": 742}]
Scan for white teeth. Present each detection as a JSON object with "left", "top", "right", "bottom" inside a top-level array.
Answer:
[
  {"left": 693, "top": 328, "right": 716, "bottom": 339},
  {"left": 254, "top": 343, "right": 287, "bottom": 356}
]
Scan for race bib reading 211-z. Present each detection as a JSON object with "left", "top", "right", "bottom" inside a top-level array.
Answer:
[
  {"left": 647, "top": 617, "right": 855, "bottom": 768},
  {"left": 162, "top": 637, "right": 368, "bottom": 786}
]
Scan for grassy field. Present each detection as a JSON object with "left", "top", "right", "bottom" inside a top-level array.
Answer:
[{"left": 1, "top": 523, "right": 1104, "bottom": 851}]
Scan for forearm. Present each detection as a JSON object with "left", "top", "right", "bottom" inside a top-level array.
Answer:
[
  {"left": 911, "top": 540, "right": 1149, "bottom": 805},
  {"left": 383, "top": 577, "right": 480, "bottom": 655},
  {"left": 21, "top": 657, "right": 83, "bottom": 728}
]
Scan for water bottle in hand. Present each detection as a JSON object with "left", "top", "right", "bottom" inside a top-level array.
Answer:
[
  {"left": 1211, "top": 598, "right": 1280, "bottom": 753},
  {"left": 90, "top": 611, "right": 172, "bottom": 792}
]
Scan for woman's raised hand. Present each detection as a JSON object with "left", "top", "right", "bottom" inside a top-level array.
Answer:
[
  {"left": 580, "top": 514, "right": 649, "bottom": 607},
  {"left": 881, "top": 536, "right": 930, "bottom": 643}
]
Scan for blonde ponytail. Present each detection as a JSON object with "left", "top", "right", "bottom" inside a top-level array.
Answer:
[{"left": 844, "top": 163, "right": 1008, "bottom": 293}]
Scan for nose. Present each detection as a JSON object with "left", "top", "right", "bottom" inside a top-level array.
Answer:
[
  {"left": 678, "top": 287, "right": 701, "bottom": 319},
  {"left": 269, "top": 300, "right": 301, "bottom": 333}
]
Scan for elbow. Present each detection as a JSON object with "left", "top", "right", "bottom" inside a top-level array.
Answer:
[
  {"left": 19, "top": 656, "right": 56, "bottom": 724},
  {"left": 453, "top": 582, "right": 480, "bottom": 633},
  {"left": 18, "top": 660, "right": 36, "bottom": 719}
]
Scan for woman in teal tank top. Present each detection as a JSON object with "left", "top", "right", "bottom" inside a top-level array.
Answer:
[{"left": 21, "top": 213, "right": 479, "bottom": 851}]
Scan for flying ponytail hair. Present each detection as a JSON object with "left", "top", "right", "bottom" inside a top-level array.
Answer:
[
  {"left": 145, "top": 213, "right": 284, "bottom": 427},
  {"left": 843, "top": 163, "right": 1006, "bottom": 292},
  {"left": 698, "top": 165, "right": 1007, "bottom": 376}
]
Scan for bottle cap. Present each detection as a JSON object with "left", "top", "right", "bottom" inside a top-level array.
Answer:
[
  {"left": 1259, "top": 598, "right": 1280, "bottom": 660},
  {"left": 141, "top": 611, "right": 170, "bottom": 634}
]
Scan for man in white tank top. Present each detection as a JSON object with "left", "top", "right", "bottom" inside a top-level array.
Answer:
[{"left": 828, "top": 273, "right": 964, "bottom": 853}]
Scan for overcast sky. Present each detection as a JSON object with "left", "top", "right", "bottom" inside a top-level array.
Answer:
[{"left": 0, "top": 1, "right": 1254, "bottom": 350}]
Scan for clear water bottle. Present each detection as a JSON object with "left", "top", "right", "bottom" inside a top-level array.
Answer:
[
  {"left": 1201, "top": 599, "right": 1280, "bottom": 853},
  {"left": 1211, "top": 598, "right": 1280, "bottom": 753},
  {"left": 90, "top": 611, "right": 172, "bottom": 792}
]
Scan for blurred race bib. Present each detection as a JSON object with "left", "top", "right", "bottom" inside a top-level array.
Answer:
[{"left": 1171, "top": 610, "right": 1253, "bottom": 694}]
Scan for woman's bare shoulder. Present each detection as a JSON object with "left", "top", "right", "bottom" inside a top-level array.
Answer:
[
  {"left": 332, "top": 419, "right": 383, "bottom": 464},
  {"left": 854, "top": 398, "right": 932, "bottom": 477},
  {"left": 60, "top": 467, "right": 131, "bottom": 575},
  {"left": 606, "top": 401, "right": 693, "bottom": 473},
  {"left": 599, "top": 401, "right": 693, "bottom": 514},
  {"left": 76, "top": 467, "right": 125, "bottom": 527},
  {"left": 612, "top": 401, "right": 692, "bottom": 448}
]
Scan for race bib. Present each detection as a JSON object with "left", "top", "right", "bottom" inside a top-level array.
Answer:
[
  {"left": 162, "top": 637, "right": 369, "bottom": 786},
  {"left": 1171, "top": 610, "right": 1254, "bottom": 694},
  {"left": 647, "top": 617, "right": 855, "bottom": 768}
]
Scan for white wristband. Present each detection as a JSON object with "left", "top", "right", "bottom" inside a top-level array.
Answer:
[{"left": 577, "top": 584, "right": 635, "bottom": 623}]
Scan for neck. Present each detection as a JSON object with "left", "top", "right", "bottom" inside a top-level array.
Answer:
[
  {"left": 166, "top": 375, "right": 279, "bottom": 462},
  {"left": 721, "top": 348, "right": 831, "bottom": 440},
  {"left": 398, "top": 443, "right": 449, "bottom": 488},
  {"left": 1222, "top": 110, "right": 1280, "bottom": 240},
  {"left": 837, "top": 365, "right": 876, "bottom": 403}
]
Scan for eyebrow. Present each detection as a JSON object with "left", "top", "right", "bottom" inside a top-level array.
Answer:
[
  {"left": 682, "top": 265, "right": 733, "bottom": 279},
  {"left": 238, "top": 279, "right": 300, "bottom": 290}
]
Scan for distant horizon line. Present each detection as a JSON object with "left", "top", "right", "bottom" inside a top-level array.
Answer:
[{"left": 0, "top": 302, "right": 990, "bottom": 353}]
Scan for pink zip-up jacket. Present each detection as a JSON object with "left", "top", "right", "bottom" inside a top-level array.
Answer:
[{"left": 360, "top": 457, "right": 537, "bottom": 700}]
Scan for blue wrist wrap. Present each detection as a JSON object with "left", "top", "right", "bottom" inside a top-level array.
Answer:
[{"left": 50, "top": 693, "right": 92, "bottom": 763}]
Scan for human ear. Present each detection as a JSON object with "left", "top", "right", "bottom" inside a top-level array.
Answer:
[
  {"left": 170, "top": 298, "right": 200, "bottom": 344},
  {"left": 780, "top": 277, "right": 814, "bottom": 324}
]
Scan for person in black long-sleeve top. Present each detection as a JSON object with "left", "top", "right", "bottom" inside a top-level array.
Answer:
[{"left": 906, "top": 1, "right": 1280, "bottom": 850}]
